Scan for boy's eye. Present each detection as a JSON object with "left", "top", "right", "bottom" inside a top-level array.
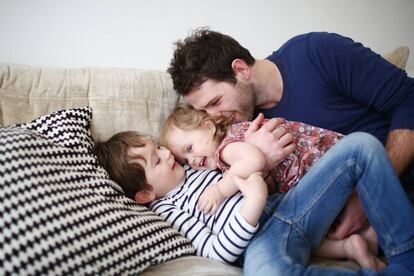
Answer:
[
  {"left": 156, "top": 157, "right": 160, "bottom": 165},
  {"left": 186, "top": 145, "right": 192, "bottom": 153}
]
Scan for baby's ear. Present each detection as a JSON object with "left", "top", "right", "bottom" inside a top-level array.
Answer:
[{"left": 134, "top": 189, "right": 156, "bottom": 204}]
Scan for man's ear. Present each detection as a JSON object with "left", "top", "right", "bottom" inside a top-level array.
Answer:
[
  {"left": 134, "top": 189, "right": 156, "bottom": 204},
  {"left": 231, "top": 59, "right": 250, "bottom": 80}
]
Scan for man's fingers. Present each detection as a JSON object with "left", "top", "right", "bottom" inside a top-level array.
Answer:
[
  {"left": 261, "top": 118, "right": 285, "bottom": 132},
  {"left": 246, "top": 113, "right": 264, "bottom": 135},
  {"left": 276, "top": 132, "right": 294, "bottom": 147},
  {"left": 271, "top": 127, "right": 288, "bottom": 140},
  {"left": 283, "top": 143, "right": 296, "bottom": 156}
]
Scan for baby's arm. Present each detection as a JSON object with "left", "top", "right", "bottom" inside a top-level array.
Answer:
[{"left": 198, "top": 142, "right": 266, "bottom": 214}]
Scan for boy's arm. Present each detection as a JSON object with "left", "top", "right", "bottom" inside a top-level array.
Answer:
[{"left": 150, "top": 196, "right": 260, "bottom": 264}]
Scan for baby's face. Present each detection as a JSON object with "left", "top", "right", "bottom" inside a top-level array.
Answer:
[
  {"left": 129, "top": 140, "right": 185, "bottom": 198},
  {"left": 166, "top": 125, "right": 219, "bottom": 171}
]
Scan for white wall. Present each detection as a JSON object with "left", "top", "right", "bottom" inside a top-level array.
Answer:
[{"left": 0, "top": 0, "right": 413, "bottom": 75}]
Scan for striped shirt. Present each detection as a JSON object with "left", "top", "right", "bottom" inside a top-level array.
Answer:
[{"left": 149, "top": 167, "right": 258, "bottom": 264}]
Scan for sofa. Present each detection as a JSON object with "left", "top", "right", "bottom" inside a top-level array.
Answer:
[{"left": 0, "top": 46, "right": 409, "bottom": 275}]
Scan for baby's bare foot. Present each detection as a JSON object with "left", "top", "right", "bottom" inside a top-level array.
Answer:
[
  {"left": 360, "top": 226, "right": 379, "bottom": 256},
  {"left": 344, "top": 234, "right": 386, "bottom": 272}
]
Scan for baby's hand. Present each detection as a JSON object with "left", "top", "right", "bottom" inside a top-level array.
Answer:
[{"left": 198, "top": 183, "right": 226, "bottom": 215}]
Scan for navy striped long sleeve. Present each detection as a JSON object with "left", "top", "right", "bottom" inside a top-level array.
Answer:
[{"left": 150, "top": 167, "right": 258, "bottom": 264}]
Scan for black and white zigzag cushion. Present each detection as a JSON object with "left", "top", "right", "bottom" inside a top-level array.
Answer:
[{"left": 0, "top": 107, "right": 194, "bottom": 274}]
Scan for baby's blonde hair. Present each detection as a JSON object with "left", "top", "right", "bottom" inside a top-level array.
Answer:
[{"left": 160, "top": 104, "right": 233, "bottom": 148}]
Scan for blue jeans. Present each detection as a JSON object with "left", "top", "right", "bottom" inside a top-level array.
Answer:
[{"left": 242, "top": 132, "right": 414, "bottom": 276}]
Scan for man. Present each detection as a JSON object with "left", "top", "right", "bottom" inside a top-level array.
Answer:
[{"left": 167, "top": 28, "right": 414, "bottom": 240}]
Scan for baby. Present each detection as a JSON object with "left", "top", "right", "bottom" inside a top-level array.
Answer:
[{"left": 159, "top": 104, "right": 383, "bottom": 270}]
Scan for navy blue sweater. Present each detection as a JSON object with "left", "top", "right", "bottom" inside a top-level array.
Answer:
[{"left": 256, "top": 32, "right": 414, "bottom": 144}]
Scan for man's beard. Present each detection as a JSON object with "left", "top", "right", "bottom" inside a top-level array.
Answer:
[{"left": 235, "top": 81, "right": 256, "bottom": 121}]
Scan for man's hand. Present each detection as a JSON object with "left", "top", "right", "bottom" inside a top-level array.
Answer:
[
  {"left": 245, "top": 113, "right": 295, "bottom": 170},
  {"left": 327, "top": 190, "right": 368, "bottom": 240},
  {"left": 197, "top": 183, "right": 226, "bottom": 215}
]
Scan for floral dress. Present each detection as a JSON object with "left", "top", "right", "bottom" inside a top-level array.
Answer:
[{"left": 215, "top": 120, "right": 344, "bottom": 193}]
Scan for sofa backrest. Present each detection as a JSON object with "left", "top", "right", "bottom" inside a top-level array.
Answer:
[
  {"left": 0, "top": 64, "right": 180, "bottom": 141},
  {"left": 0, "top": 46, "right": 409, "bottom": 141}
]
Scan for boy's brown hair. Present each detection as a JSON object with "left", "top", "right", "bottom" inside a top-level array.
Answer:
[
  {"left": 94, "top": 131, "right": 151, "bottom": 200},
  {"left": 160, "top": 104, "right": 233, "bottom": 150}
]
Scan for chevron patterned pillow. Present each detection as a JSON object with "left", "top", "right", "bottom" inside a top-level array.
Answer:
[{"left": 0, "top": 107, "right": 194, "bottom": 274}]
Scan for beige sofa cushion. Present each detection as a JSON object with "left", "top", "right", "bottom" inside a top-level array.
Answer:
[
  {"left": 383, "top": 46, "right": 409, "bottom": 69},
  {"left": 0, "top": 64, "right": 179, "bottom": 142}
]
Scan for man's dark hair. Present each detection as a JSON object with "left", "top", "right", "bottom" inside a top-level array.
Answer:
[{"left": 167, "top": 28, "right": 255, "bottom": 96}]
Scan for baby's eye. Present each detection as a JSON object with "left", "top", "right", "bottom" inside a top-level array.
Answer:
[
  {"left": 157, "top": 145, "right": 161, "bottom": 150},
  {"left": 186, "top": 145, "right": 192, "bottom": 153},
  {"left": 156, "top": 157, "right": 161, "bottom": 165}
]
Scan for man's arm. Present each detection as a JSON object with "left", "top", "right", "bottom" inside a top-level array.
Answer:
[{"left": 386, "top": 129, "right": 414, "bottom": 174}]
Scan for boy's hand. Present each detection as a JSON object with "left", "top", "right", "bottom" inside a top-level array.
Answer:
[
  {"left": 232, "top": 172, "right": 268, "bottom": 201},
  {"left": 198, "top": 183, "right": 226, "bottom": 215}
]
